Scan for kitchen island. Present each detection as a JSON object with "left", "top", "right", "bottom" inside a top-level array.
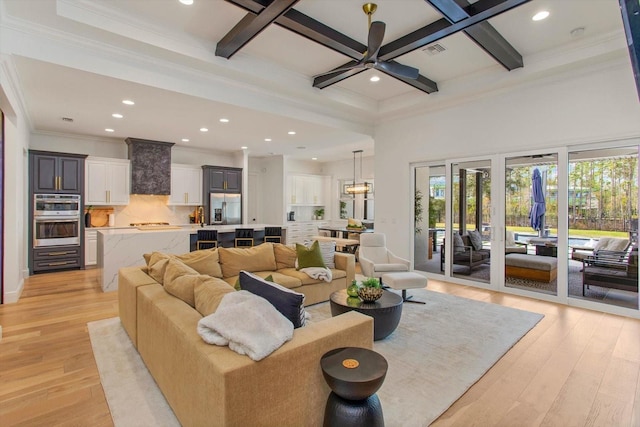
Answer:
[{"left": 97, "top": 224, "right": 286, "bottom": 292}]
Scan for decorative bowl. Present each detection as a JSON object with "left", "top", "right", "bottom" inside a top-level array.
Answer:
[{"left": 357, "top": 286, "right": 383, "bottom": 302}]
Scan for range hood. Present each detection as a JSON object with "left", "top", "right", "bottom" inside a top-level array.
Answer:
[{"left": 125, "top": 138, "right": 174, "bottom": 195}]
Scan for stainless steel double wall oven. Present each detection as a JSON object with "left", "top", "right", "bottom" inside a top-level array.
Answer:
[{"left": 33, "top": 194, "right": 81, "bottom": 247}]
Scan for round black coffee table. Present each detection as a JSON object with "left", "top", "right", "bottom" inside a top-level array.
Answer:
[
  {"left": 330, "top": 289, "right": 403, "bottom": 340},
  {"left": 321, "top": 347, "right": 388, "bottom": 427}
]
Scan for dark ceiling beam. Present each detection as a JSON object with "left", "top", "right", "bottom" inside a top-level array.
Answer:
[
  {"left": 425, "top": 0, "right": 523, "bottom": 70},
  {"left": 225, "top": 0, "right": 365, "bottom": 58},
  {"left": 215, "top": 0, "right": 300, "bottom": 59},
  {"left": 379, "top": 0, "right": 530, "bottom": 60}
]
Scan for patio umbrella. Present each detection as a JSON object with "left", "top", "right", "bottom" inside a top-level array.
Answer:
[{"left": 529, "top": 168, "right": 546, "bottom": 231}]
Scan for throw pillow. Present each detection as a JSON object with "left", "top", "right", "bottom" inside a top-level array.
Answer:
[
  {"left": 194, "top": 277, "right": 235, "bottom": 316},
  {"left": 239, "top": 271, "right": 306, "bottom": 328},
  {"left": 147, "top": 252, "right": 172, "bottom": 284},
  {"left": 235, "top": 273, "right": 273, "bottom": 291},
  {"left": 453, "top": 233, "right": 466, "bottom": 254},
  {"left": 176, "top": 248, "right": 223, "bottom": 278},
  {"left": 468, "top": 230, "right": 483, "bottom": 251},
  {"left": 218, "top": 243, "right": 277, "bottom": 278},
  {"left": 295, "top": 240, "right": 326, "bottom": 270},
  {"left": 315, "top": 240, "right": 336, "bottom": 269},
  {"left": 163, "top": 258, "right": 200, "bottom": 306},
  {"left": 273, "top": 243, "right": 297, "bottom": 269}
]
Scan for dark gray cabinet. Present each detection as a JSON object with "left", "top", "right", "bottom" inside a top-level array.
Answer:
[
  {"left": 203, "top": 166, "right": 242, "bottom": 193},
  {"left": 32, "top": 246, "right": 82, "bottom": 272},
  {"left": 30, "top": 151, "right": 84, "bottom": 194}
]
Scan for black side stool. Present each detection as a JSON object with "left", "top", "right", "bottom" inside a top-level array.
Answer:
[
  {"left": 197, "top": 230, "right": 218, "bottom": 250},
  {"left": 234, "top": 228, "right": 254, "bottom": 247},
  {"left": 264, "top": 226, "right": 282, "bottom": 243},
  {"left": 320, "top": 347, "right": 387, "bottom": 427}
]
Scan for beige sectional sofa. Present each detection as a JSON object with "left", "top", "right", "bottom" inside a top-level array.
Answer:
[{"left": 118, "top": 242, "right": 374, "bottom": 427}]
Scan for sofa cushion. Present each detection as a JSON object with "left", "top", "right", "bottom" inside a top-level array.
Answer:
[
  {"left": 163, "top": 258, "right": 200, "bottom": 306},
  {"left": 227, "top": 271, "right": 302, "bottom": 290},
  {"left": 194, "top": 277, "right": 235, "bottom": 316},
  {"left": 274, "top": 243, "right": 297, "bottom": 269},
  {"left": 176, "top": 248, "right": 223, "bottom": 278},
  {"left": 278, "top": 268, "right": 346, "bottom": 285},
  {"left": 239, "top": 271, "right": 306, "bottom": 328},
  {"left": 219, "top": 243, "right": 277, "bottom": 278},
  {"left": 296, "top": 240, "right": 325, "bottom": 270},
  {"left": 147, "top": 252, "right": 172, "bottom": 284}
]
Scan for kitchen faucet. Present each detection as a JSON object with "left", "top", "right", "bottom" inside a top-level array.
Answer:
[{"left": 197, "top": 206, "right": 205, "bottom": 227}]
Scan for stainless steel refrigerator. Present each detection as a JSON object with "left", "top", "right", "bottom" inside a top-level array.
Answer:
[{"left": 210, "top": 193, "right": 241, "bottom": 224}]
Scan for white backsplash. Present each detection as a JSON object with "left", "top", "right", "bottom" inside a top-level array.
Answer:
[{"left": 111, "top": 195, "right": 198, "bottom": 226}]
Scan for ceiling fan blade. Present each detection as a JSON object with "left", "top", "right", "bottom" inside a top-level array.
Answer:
[
  {"left": 313, "top": 62, "right": 364, "bottom": 79},
  {"left": 363, "top": 21, "right": 385, "bottom": 62},
  {"left": 375, "top": 61, "right": 420, "bottom": 79}
]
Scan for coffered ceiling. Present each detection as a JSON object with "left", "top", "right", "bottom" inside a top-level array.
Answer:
[{"left": 0, "top": 0, "right": 628, "bottom": 161}]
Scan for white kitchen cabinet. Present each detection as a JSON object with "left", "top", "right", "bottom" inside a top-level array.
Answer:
[
  {"left": 287, "top": 174, "right": 325, "bottom": 206},
  {"left": 85, "top": 229, "right": 97, "bottom": 266},
  {"left": 85, "top": 157, "right": 130, "bottom": 205},
  {"left": 169, "top": 164, "right": 203, "bottom": 206},
  {"left": 286, "top": 221, "right": 328, "bottom": 245}
]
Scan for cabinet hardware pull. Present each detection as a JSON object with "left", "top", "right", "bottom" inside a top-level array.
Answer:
[
  {"left": 185, "top": 193, "right": 188, "bottom": 204},
  {"left": 107, "top": 190, "right": 110, "bottom": 203},
  {"left": 48, "top": 261, "right": 69, "bottom": 266},
  {"left": 48, "top": 251, "right": 70, "bottom": 256}
]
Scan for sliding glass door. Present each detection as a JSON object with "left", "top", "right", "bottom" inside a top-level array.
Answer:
[
  {"left": 504, "top": 154, "right": 559, "bottom": 296},
  {"left": 449, "top": 160, "right": 492, "bottom": 283},
  {"left": 567, "top": 146, "right": 638, "bottom": 310},
  {"left": 414, "top": 165, "right": 445, "bottom": 275}
]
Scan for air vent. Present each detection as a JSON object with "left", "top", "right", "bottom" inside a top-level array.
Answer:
[
  {"left": 422, "top": 43, "right": 446, "bottom": 56},
  {"left": 61, "top": 117, "right": 74, "bottom": 122}
]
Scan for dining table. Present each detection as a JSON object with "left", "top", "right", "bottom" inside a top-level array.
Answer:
[{"left": 317, "top": 226, "right": 374, "bottom": 239}]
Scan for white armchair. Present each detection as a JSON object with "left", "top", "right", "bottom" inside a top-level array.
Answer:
[{"left": 359, "top": 233, "right": 410, "bottom": 278}]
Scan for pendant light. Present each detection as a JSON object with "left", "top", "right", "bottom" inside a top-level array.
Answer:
[{"left": 345, "top": 150, "right": 372, "bottom": 194}]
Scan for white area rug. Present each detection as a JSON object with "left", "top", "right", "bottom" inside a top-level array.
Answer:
[{"left": 88, "top": 288, "right": 543, "bottom": 427}]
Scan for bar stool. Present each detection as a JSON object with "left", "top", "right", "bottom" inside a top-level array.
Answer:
[
  {"left": 197, "top": 230, "right": 218, "bottom": 250},
  {"left": 264, "top": 227, "right": 282, "bottom": 243},
  {"left": 235, "top": 228, "right": 254, "bottom": 247}
]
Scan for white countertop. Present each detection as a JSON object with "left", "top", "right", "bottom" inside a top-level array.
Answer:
[{"left": 97, "top": 224, "right": 286, "bottom": 235}]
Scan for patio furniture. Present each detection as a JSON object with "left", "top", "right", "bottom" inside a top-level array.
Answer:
[
  {"left": 571, "top": 237, "right": 630, "bottom": 262},
  {"left": 440, "top": 233, "right": 490, "bottom": 274},
  {"left": 505, "top": 253, "right": 558, "bottom": 282},
  {"left": 582, "top": 247, "right": 638, "bottom": 296},
  {"left": 505, "top": 230, "right": 527, "bottom": 254}
]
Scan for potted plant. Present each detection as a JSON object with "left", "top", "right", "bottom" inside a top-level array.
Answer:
[
  {"left": 314, "top": 208, "right": 324, "bottom": 220},
  {"left": 357, "top": 277, "right": 383, "bottom": 302}
]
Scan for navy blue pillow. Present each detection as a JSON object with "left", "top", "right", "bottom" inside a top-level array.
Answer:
[{"left": 239, "top": 271, "right": 306, "bottom": 328}]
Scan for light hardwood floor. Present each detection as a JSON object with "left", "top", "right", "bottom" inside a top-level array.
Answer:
[{"left": 0, "top": 268, "right": 638, "bottom": 426}]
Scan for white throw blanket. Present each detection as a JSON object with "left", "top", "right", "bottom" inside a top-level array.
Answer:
[
  {"left": 197, "top": 291, "right": 293, "bottom": 361},
  {"left": 300, "top": 267, "right": 333, "bottom": 283}
]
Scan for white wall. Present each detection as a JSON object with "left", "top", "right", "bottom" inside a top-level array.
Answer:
[
  {"left": 375, "top": 59, "right": 640, "bottom": 259},
  {"left": 249, "top": 156, "right": 285, "bottom": 224},
  {"left": 1, "top": 72, "right": 30, "bottom": 302}
]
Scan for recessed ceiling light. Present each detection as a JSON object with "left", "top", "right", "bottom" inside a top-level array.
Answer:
[
  {"left": 200, "top": 127, "right": 208, "bottom": 132},
  {"left": 241, "top": 146, "right": 248, "bottom": 150},
  {"left": 105, "top": 128, "right": 114, "bottom": 132},
  {"left": 532, "top": 11, "right": 549, "bottom": 21},
  {"left": 264, "top": 138, "right": 272, "bottom": 142},
  {"left": 288, "top": 131, "right": 296, "bottom": 135},
  {"left": 219, "top": 118, "right": 229, "bottom": 123},
  {"left": 112, "top": 113, "right": 123, "bottom": 119},
  {"left": 182, "top": 138, "right": 189, "bottom": 142},
  {"left": 122, "top": 99, "right": 135, "bottom": 105},
  {"left": 179, "top": 0, "right": 193, "bottom": 5},
  {"left": 312, "top": 157, "right": 318, "bottom": 160},
  {"left": 370, "top": 75, "right": 381, "bottom": 82}
]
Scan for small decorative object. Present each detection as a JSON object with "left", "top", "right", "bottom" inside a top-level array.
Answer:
[
  {"left": 342, "top": 359, "right": 360, "bottom": 369},
  {"left": 357, "top": 277, "right": 383, "bottom": 302},
  {"left": 346, "top": 297, "right": 361, "bottom": 307},
  {"left": 347, "top": 280, "right": 360, "bottom": 297},
  {"left": 314, "top": 208, "right": 324, "bottom": 220}
]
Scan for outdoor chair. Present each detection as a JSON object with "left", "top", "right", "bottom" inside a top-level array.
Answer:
[
  {"left": 440, "top": 231, "right": 491, "bottom": 274},
  {"left": 505, "top": 230, "right": 528, "bottom": 254},
  {"left": 582, "top": 247, "right": 638, "bottom": 296},
  {"left": 571, "top": 237, "right": 630, "bottom": 263}
]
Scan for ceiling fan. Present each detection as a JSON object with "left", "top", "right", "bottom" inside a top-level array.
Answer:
[{"left": 315, "top": 3, "right": 420, "bottom": 80}]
